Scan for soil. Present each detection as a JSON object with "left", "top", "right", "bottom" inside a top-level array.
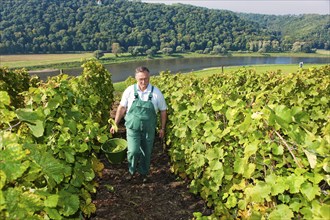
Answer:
[{"left": 90, "top": 103, "right": 212, "bottom": 220}]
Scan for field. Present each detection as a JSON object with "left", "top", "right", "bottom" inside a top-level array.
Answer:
[{"left": 0, "top": 53, "right": 94, "bottom": 68}]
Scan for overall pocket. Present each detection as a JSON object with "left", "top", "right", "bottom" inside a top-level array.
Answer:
[{"left": 124, "top": 113, "right": 141, "bottom": 130}]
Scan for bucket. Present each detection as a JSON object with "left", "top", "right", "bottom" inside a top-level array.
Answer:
[{"left": 101, "top": 138, "right": 127, "bottom": 164}]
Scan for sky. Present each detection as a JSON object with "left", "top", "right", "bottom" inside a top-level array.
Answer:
[{"left": 141, "top": 0, "right": 330, "bottom": 15}]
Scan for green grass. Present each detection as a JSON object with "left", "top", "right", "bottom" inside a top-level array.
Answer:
[
  {"left": 113, "top": 82, "right": 128, "bottom": 93},
  {"left": 190, "top": 63, "right": 327, "bottom": 77}
]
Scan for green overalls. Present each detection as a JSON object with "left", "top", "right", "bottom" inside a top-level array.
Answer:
[{"left": 124, "top": 84, "right": 157, "bottom": 175}]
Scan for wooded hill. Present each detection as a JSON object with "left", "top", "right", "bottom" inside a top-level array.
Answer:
[
  {"left": 1, "top": 0, "right": 329, "bottom": 54},
  {"left": 239, "top": 13, "right": 329, "bottom": 51}
]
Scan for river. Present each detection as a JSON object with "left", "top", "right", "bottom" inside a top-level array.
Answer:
[{"left": 29, "top": 56, "right": 330, "bottom": 82}]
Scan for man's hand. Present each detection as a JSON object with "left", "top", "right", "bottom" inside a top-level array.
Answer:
[
  {"left": 110, "top": 126, "right": 117, "bottom": 134},
  {"left": 159, "top": 129, "right": 165, "bottom": 138},
  {"left": 109, "top": 105, "right": 126, "bottom": 134}
]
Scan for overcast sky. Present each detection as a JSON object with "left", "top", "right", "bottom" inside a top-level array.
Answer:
[{"left": 141, "top": 0, "right": 330, "bottom": 15}]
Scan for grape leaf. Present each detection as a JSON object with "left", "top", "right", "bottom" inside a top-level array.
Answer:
[{"left": 269, "top": 204, "right": 294, "bottom": 220}]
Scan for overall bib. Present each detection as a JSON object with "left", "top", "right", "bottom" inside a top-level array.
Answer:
[{"left": 124, "top": 84, "right": 157, "bottom": 175}]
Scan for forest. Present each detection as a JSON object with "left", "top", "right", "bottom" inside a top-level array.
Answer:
[{"left": 0, "top": 0, "right": 329, "bottom": 54}]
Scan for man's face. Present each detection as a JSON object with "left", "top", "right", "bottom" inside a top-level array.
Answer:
[{"left": 135, "top": 71, "right": 150, "bottom": 91}]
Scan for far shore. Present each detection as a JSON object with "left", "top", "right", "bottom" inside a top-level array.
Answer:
[{"left": 1, "top": 50, "right": 329, "bottom": 71}]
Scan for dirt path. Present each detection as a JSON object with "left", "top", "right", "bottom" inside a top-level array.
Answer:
[{"left": 90, "top": 125, "right": 211, "bottom": 219}]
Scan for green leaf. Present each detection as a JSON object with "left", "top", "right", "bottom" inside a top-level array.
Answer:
[
  {"left": 45, "top": 207, "right": 62, "bottom": 219},
  {"left": 226, "top": 108, "right": 238, "bottom": 125},
  {"left": 303, "top": 149, "right": 317, "bottom": 169},
  {"left": 27, "top": 120, "right": 44, "bottom": 137},
  {"left": 15, "top": 108, "right": 45, "bottom": 137},
  {"left": 187, "top": 119, "right": 200, "bottom": 130},
  {"left": 0, "top": 170, "right": 6, "bottom": 190},
  {"left": 4, "top": 187, "right": 44, "bottom": 219},
  {"left": 212, "top": 169, "right": 224, "bottom": 185},
  {"left": 278, "top": 194, "right": 290, "bottom": 203},
  {"left": 243, "top": 163, "right": 255, "bottom": 178},
  {"left": 209, "top": 160, "right": 223, "bottom": 171},
  {"left": 319, "top": 204, "right": 330, "bottom": 219},
  {"left": 244, "top": 140, "right": 259, "bottom": 158},
  {"left": 97, "top": 134, "right": 108, "bottom": 144},
  {"left": 44, "top": 195, "right": 59, "bottom": 208},
  {"left": 84, "top": 169, "right": 95, "bottom": 182},
  {"left": 0, "top": 91, "right": 10, "bottom": 105},
  {"left": 245, "top": 182, "right": 271, "bottom": 203},
  {"left": 269, "top": 204, "right": 294, "bottom": 220},
  {"left": 301, "top": 206, "right": 313, "bottom": 219},
  {"left": 25, "top": 145, "right": 71, "bottom": 187},
  {"left": 203, "top": 121, "right": 219, "bottom": 132},
  {"left": 273, "top": 176, "right": 288, "bottom": 195},
  {"left": 0, "top": 145, "right": 30, "bottom": 182},
  {"left": 289, "top": 201, "right": 303, "bottom": 212},
  {"left": 58, "top": 191, "right": 80, "bottom": 216},
  {"left": 193, "top": 154, "right": 206, "bottom": 168},
  {"left": 234, "top": 157, "right": 245, "bottom": 174},
  {"left": 64, "top": 147, "right": 75, "bottom": 163},
  {"left": 196, "top": 113, "right": 209, "bottom": 123},
  {"left": 238, "top": 200, "right": 247, "bottom": 210},
  {"left": 204, "top": 134, "right": 217, "bottom": 144},
  {"left": 205, "top": 147, "right": 224, "bottom": 161},
  {"left": 67, "top": 120, "right": 77, "bottom": 134},
  {"left": 300, "top": 182, "right": 320, "bottom": 201},
  {"left": 225, "top": 194, "right": 237, "bottom": 209},
  {"left": 271, "top": 143, "right": 284, "bottom": 155},
  {"left": 226, "top": 98, "right": 242, "bottom": 107},
  {"left": 291, "top": 106, "right": 308, "bottom": 123},
  {"left": 274, "top": 105, "right": 293, "bottom": 124},
  {"left": 239, "top": 113, "right": 252, "bottom": 132},
  {"left": 46, "top": 94, "right": 61, "bottom": 110},
  {"left": 287, "top": 174, "right": 305, "bottom": 194},
  {"left": 15, "top": 108, "right": 43, "bottom": 123},
  {"left": 81, "top": 199, "right": 96, "bottom": 217}
]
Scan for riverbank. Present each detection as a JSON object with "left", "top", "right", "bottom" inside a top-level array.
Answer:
[{"left": 1, "top": 50, "right": 329, "bottom": 70}]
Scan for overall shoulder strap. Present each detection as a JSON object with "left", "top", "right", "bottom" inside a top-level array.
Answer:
[
  {"left": 134, "top": 84, "right": 139, "bottom": 99},
  {"left": 148, "top": 86, "right": 154, "bottom": 101}
]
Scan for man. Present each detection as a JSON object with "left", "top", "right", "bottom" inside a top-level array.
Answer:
[{"left": 110, "top": 66, "right": 167, "bottom": 182}]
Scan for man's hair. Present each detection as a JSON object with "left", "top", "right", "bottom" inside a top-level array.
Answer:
[{"left": 135, "top": 66, "right": 150, "bottom": 74}]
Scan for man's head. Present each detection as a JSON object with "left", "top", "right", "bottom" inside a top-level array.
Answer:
[{"left": 135, "top": 66, "right": 150, "bottom": 91}]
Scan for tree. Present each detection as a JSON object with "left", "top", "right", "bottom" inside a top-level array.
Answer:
[
  {"left": 175, "top": 45, "right": 184, "bottom": 53},
  {"left": 291, "top": 41, "right": 304, "bottom": 52},
  {"left": 112, "top": 43, "right": 121, "bottom": 57},
  {"left": 128, "top": 46, "right": 145, "bottom": 56},
  {"left": 161, "top": 47, "right": 173, "bottom": 55},
  {"left": 189, "top": 42, "right": 196, "bottom": 52},
  {"left": 146, "top": 46, "right": 157, "bottom": 58},
  {"left": 93, "top": 50, "right": 104, "bottom": 60},
  {"left": 212, "top": 45, "right": 227, "bottom": 55}
]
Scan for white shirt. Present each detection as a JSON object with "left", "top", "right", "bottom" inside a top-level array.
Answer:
[{"left": 120, "top": 84, "right": 167, "bottom": 113}]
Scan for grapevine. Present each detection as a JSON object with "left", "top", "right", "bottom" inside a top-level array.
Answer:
[
  {"left": 0, "top": 61, "right": 114, "bottom": 219},
  {"left": 153, "top": 65, "right": 330, "bottom": 219}
]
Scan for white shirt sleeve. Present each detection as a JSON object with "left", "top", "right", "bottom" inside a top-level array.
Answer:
[
  {"left": 153, "top": 87, "right": 167, "bottom": 112},
  {"left": 119, "top": 85, "right": 134, "bottom": 108}
]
